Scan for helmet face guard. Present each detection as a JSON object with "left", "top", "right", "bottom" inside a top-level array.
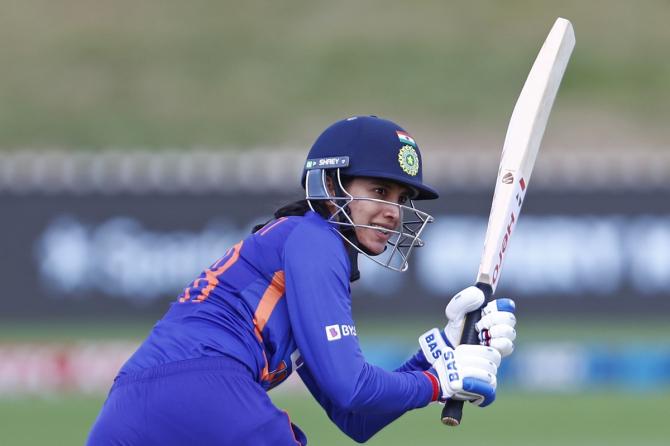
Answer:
[
  {"left": 302, "top": 115, "right": 439, "bottom": 272},
  {"left": 305, "top": 167, "right": 434, "bottom": 272}
]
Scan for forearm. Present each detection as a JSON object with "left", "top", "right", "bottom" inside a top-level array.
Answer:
[
  {"left": 329, "top": 360, "right": 432, "bottom": 413},
  {"left": 298, "top": 366, "right": 414, "bottom": 443}
]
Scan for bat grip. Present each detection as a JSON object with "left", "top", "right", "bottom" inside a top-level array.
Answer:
[{"left": 441, "top": 282, "right": 494, "bottom": 426}]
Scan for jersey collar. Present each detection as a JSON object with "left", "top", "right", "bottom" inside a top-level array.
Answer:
[{"left": 342, "top": 230, "right": 361, "bottom": 282}]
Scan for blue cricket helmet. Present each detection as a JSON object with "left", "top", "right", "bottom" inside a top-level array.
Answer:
[{"left": 302, "top": 116, "right": 439, "bottom": 200}]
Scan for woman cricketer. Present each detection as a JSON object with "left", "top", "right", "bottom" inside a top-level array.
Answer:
[{"left": 87, "top": 116, "right": 517, "bottom": 445}]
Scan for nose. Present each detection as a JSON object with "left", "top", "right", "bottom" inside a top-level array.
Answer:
[{"left": 382, "top": 202, "right": 401, "bottom": 226}]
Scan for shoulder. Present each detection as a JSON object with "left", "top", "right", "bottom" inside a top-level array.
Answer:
[
  {"left": 283, "top": 212, "right": 342, "bottom": 251},
  {"left": 254, "top": 212, "right": 331, "bottom": 238},
  {"left": 282, "top": 213, "right": 351, "bottom": 284},
  {"left": 248, "top": 212, "right": 351, "bottom": 281},
  {"left": 252, "top": 212, "right": 342, "bottom": 253},
  {"left": 283, "top": 213, "right": 350, "bottom": 270}
]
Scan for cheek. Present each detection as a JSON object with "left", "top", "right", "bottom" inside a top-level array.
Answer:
[
  {"left": 346, "top": 203, "right": 362, "bottom": 223},
  {"left": 348, "top": 202, "right": 375, "bottom": 223}
]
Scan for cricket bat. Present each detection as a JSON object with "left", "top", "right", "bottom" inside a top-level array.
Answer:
[{"left": 441, "top": 17, "right": 575, "bottom": 426}]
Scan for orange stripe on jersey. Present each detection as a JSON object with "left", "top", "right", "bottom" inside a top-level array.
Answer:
[
  {"left": 253, "top": 271, "right": 286, "bottom": 333},
  {"left": 194, "top": 241, "right": 243, "bottom": 303},
  {"left": 253, "top": 271, "right": 286, "bottom": 383},
  {"left": 266, "top": 361, "right": 289, "bottom": 387},
  {"left": 258, "top": 217, "right": 288, "bottom": 236},
  {"left": 253, "top": 318, "right": 270, "bottom": 380}
]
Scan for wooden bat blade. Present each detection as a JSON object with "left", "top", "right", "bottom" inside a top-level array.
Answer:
[
  {"left": 441, "top": 17, "right": 575, "bottom": 427},
  {"left": 476, "top": 18, "right": 575, "bottom": 293}
]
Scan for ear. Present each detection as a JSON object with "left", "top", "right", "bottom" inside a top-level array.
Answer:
[{"left": 325, "top": 175, "right": 337, "bottom": 197}]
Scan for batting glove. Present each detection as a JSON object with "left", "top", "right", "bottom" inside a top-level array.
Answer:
[
  {"left": 444, "top": 286, "right": 517, "bottom": 357},
  {"left": 423, "top": 342, "right": 501, "bottom": 407}
]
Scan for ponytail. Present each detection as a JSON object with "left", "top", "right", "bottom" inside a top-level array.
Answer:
[
  {"left": 252, "top": 174, "right": 352, "bottom": 233},
  {"left": 251, "top": 199, "right": 331, "bottom": 233}
]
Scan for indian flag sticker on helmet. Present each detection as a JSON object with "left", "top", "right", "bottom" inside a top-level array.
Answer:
[
  {"left": 396, "top": 130, "right": 416, "bottom": 147},
  {"left": 398, "top": 145, "right": 419, "bottom": 176}
]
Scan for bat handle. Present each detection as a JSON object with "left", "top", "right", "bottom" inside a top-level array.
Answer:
[{"left": 441, "top": 282, "right": 494, "bottom": 426}]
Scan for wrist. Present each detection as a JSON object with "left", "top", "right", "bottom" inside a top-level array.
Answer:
[{"left": 422, "top": 370, "right": 440, "bottom": 402}]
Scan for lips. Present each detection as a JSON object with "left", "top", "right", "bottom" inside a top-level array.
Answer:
[{"left": 370, "top": 223, "right": 393, "bottom": 235}]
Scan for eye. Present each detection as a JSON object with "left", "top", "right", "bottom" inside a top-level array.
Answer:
[
  {"left": 398, "top": 195, "right": 409, "bottom": 205},
  {"left": 373, "top": 187, "right": 387, "bottom": 197}
]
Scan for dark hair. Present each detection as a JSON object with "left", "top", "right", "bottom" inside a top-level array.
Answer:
[
  {"left": 251, "top": 199, "right": 331, "bottom": 233},
  {"left": 252, "top": 173, "right": 353, "bottom": 233}
]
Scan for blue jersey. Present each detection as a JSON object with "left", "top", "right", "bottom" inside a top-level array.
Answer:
[{"left": 119, "top": 211, "right": 433, "bottom": 441}]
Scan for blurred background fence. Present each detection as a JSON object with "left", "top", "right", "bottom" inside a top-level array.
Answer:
[
  {"left": 1, "top": 1, "right": 669, "bottom": 445},
  {"left": 2, "top": 148, "right": 670, "bottom": 320},
  {"left": 2, "top": 148, "right": 668, "bottom": 444}
]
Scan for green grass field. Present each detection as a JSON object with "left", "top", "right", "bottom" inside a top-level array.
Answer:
[
  {"left": 1, "top": 390, "right": 667, "bottom": 446},
  {"left": 1, "top": 317, "right": 668, "bottom": 445}
]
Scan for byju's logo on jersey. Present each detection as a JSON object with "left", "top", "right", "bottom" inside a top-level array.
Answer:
[
  {"left": 325, "top": 324, "right": 357, "bottom": 341},
  {"left": 325, "top": 325, "right": 341, "bottom": 341}
]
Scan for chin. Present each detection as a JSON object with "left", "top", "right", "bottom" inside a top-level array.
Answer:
[
  {"left": 355, "top": 230, "right": 387, "bottom": 256},
  {"left": 361, "top": 241, "right": 385, "bottom": 256}
]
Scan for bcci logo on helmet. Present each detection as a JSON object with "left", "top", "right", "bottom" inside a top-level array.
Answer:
[{"left": 398, "top": 145, "right": 419, "bottom": 176}]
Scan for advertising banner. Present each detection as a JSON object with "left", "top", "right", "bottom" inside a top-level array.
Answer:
[{"left": 3, "top": 189, "right": 668, "bottom": 319}]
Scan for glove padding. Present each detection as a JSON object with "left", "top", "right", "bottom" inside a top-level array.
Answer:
[
  {"left": 444, "top": 286, "right": 517, "bottom": 357},
  {"left": 476, "top": 298, "right": 517, "bottom": 357},
  {"left": 424, "top": 342, "right": 501, "bottom": 407}
]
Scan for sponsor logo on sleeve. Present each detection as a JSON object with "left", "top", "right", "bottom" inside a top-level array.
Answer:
[
  {"left": 325, "top": 324, "right": 342, "bottom": 341},
  {"left": 325, "top": 324, "right": 357, "bottom": 341}
]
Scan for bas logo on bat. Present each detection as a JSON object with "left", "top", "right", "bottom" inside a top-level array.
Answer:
[{"left": 325, "top": 324, "right": 357, "bottom": 341}]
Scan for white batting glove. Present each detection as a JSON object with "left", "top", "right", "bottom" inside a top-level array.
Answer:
[
  {"left": 423, "top": 340, "right": 501, "bottom": 407},
  {"left": 444, "top": 286, "right": 517, "bottom": 357},
  {"left": 476, "top": 298, "right": 517, "bottom": 357}
]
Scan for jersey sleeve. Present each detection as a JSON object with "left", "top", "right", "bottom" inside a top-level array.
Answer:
[
  {"left": 298, "top": 360, "right": 422, "bottom": 442},
  {"left": 283, "top": 222, "right": 434, "bottom": 419},
  {"left": 395, "top": 348, "right": 431, "bottom": 372}
]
